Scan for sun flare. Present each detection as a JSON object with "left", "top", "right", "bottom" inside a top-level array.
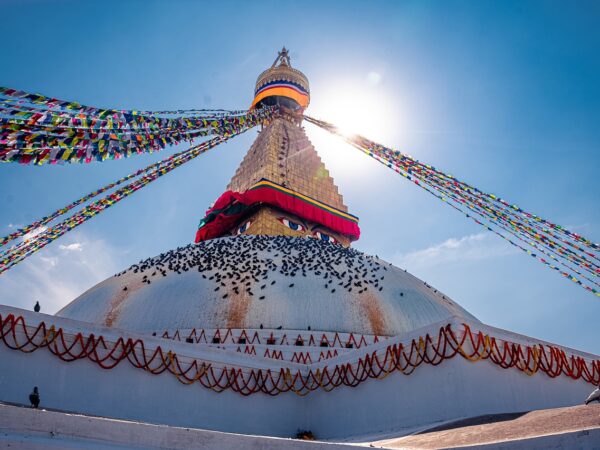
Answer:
[{"left": 306, "top": 80, "right": 397, "bottom": 176}]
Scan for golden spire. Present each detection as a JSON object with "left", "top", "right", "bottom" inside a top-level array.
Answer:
[{"left": 196, "top": 50, "right": 360, "bottom": 246}]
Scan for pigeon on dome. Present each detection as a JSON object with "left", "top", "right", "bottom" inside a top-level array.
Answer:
[{"left": 29, "top": 387, "right": 40, "bottom": 409}]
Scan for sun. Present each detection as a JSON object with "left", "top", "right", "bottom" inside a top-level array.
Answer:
[
  {"left": 305, "top": 80, "right": 397, "bottom": 176},
  {"left": 313, "top": 79, "right": 393, "bottom": 138}
]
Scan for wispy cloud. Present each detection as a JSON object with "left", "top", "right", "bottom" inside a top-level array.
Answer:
[
  {"left": 0, "top": 232, "right": 120, "bottom": 314},
  {"left": 59, "top": 242, "right": 83, "bottom": 252},
  {"left": 393, "top": 232, "right": 517, "bottom": 271}
]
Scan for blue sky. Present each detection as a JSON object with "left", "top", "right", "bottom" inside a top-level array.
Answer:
[{"left": 1, "top": 0, "right": 599, "bottom": 353}]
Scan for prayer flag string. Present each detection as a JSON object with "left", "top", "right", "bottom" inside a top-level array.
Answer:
[
  {"left": 305, "top": 115, "right": 600, "bottom": 297},
  {"left": 0, "top": 109, "right": 273, "bottom": 273},
  {"left": 1, "top": 88, "right": 596, "bottom": 297},
  {"left": 0, "top": 86, "right": 261, "bottom": 165}
]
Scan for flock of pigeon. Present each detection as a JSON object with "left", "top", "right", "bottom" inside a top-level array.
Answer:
[{"left": 116, "top": 234, "right": 392, "bottom": 298}]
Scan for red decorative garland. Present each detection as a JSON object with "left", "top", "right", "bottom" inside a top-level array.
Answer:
[{"left": 1, "top": 313, "right": 597, "bottom": 396}]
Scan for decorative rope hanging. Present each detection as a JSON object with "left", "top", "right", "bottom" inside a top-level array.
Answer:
[
  {"left": 0, "top": 86, "right": 267, "bottom": 165},
  {"left": 0, "top": 109, "right": 272, "bottom": 273},
  {"left": 1, "top": 160, "right": 179, "bottom": 247},
  {"left": 0, "top": 313, "right": 597, "bottom": 396},
  {"left": 304, "top": 115, "right": 600, "bottom": 297},
  {"left": 0, "top": 87, "right": 247, "bottom": 116}
]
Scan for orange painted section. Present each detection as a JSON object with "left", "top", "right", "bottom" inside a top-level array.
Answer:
[{"left": 251, "top": 86, "right": 309, "bottom": 109}]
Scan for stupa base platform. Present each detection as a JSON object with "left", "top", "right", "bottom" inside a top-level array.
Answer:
[
  {"left": 0, "top": 403, "right": 353, "bottom": 450},
  {"left": 0, "top": 305, "right": 597, "bottom": 440}
]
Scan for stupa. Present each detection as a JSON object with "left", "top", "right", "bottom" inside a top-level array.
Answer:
[{"left": 0, "top": 49, "right": 597, "bottom": 443}]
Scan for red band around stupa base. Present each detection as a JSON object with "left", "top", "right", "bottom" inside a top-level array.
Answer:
[{"left": 195, "top": 179, "right": 360, "bottom": 242}]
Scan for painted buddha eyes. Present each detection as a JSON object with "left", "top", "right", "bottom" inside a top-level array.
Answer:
[
  {"left": 237, "top": 220, "right": 253, "bottom": 235},
  {"left": 314, "top": 231, "right": 337, "bottom": 244},
  {"left": 278, "top": 217, "right": 306, "bottom": 232},
  {"left": 276, "top": 216, "right": 338, "bottom": 243}
]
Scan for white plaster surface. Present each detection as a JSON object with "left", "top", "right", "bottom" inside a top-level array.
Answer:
[
  {"left": 0, "top": 404, "right": 355, "bottom": 449},
  {"left": 0, "top": 403, "right": 598, "bottom": 449},
  {"left": 0, "top": 306, "right": 596, "bottom": 440}
]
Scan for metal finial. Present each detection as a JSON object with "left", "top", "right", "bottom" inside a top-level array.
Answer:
[{"left": 272, "top": 47, "right": 291, "bottom": 68}]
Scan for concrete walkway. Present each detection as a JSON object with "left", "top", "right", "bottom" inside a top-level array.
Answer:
[
  {"left": 2, "top": 402, "right": 599, "bottom": 449},
  {"left": 374, "top": 404, "right": 600, "bottom": 449},
  {"left": 0, "top": 403, "right": 358, "bottom": 450}
]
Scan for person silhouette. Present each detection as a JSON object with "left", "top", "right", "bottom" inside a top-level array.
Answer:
[{"left": 29, "top": 386, "right": 40, "bottom": 408}]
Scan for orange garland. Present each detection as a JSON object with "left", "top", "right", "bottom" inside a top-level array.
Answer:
[{"left": 1, "top": 313, "right": 598, "bottom": 396}]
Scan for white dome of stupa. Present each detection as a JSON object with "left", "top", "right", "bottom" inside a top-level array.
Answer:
[{"left": 57, "top": 235, "right": 477, "bottom": 335}]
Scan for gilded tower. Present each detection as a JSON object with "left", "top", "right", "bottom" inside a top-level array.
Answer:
[{"left": 196, "top": 49, "right": 360, "bottom": 246}]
